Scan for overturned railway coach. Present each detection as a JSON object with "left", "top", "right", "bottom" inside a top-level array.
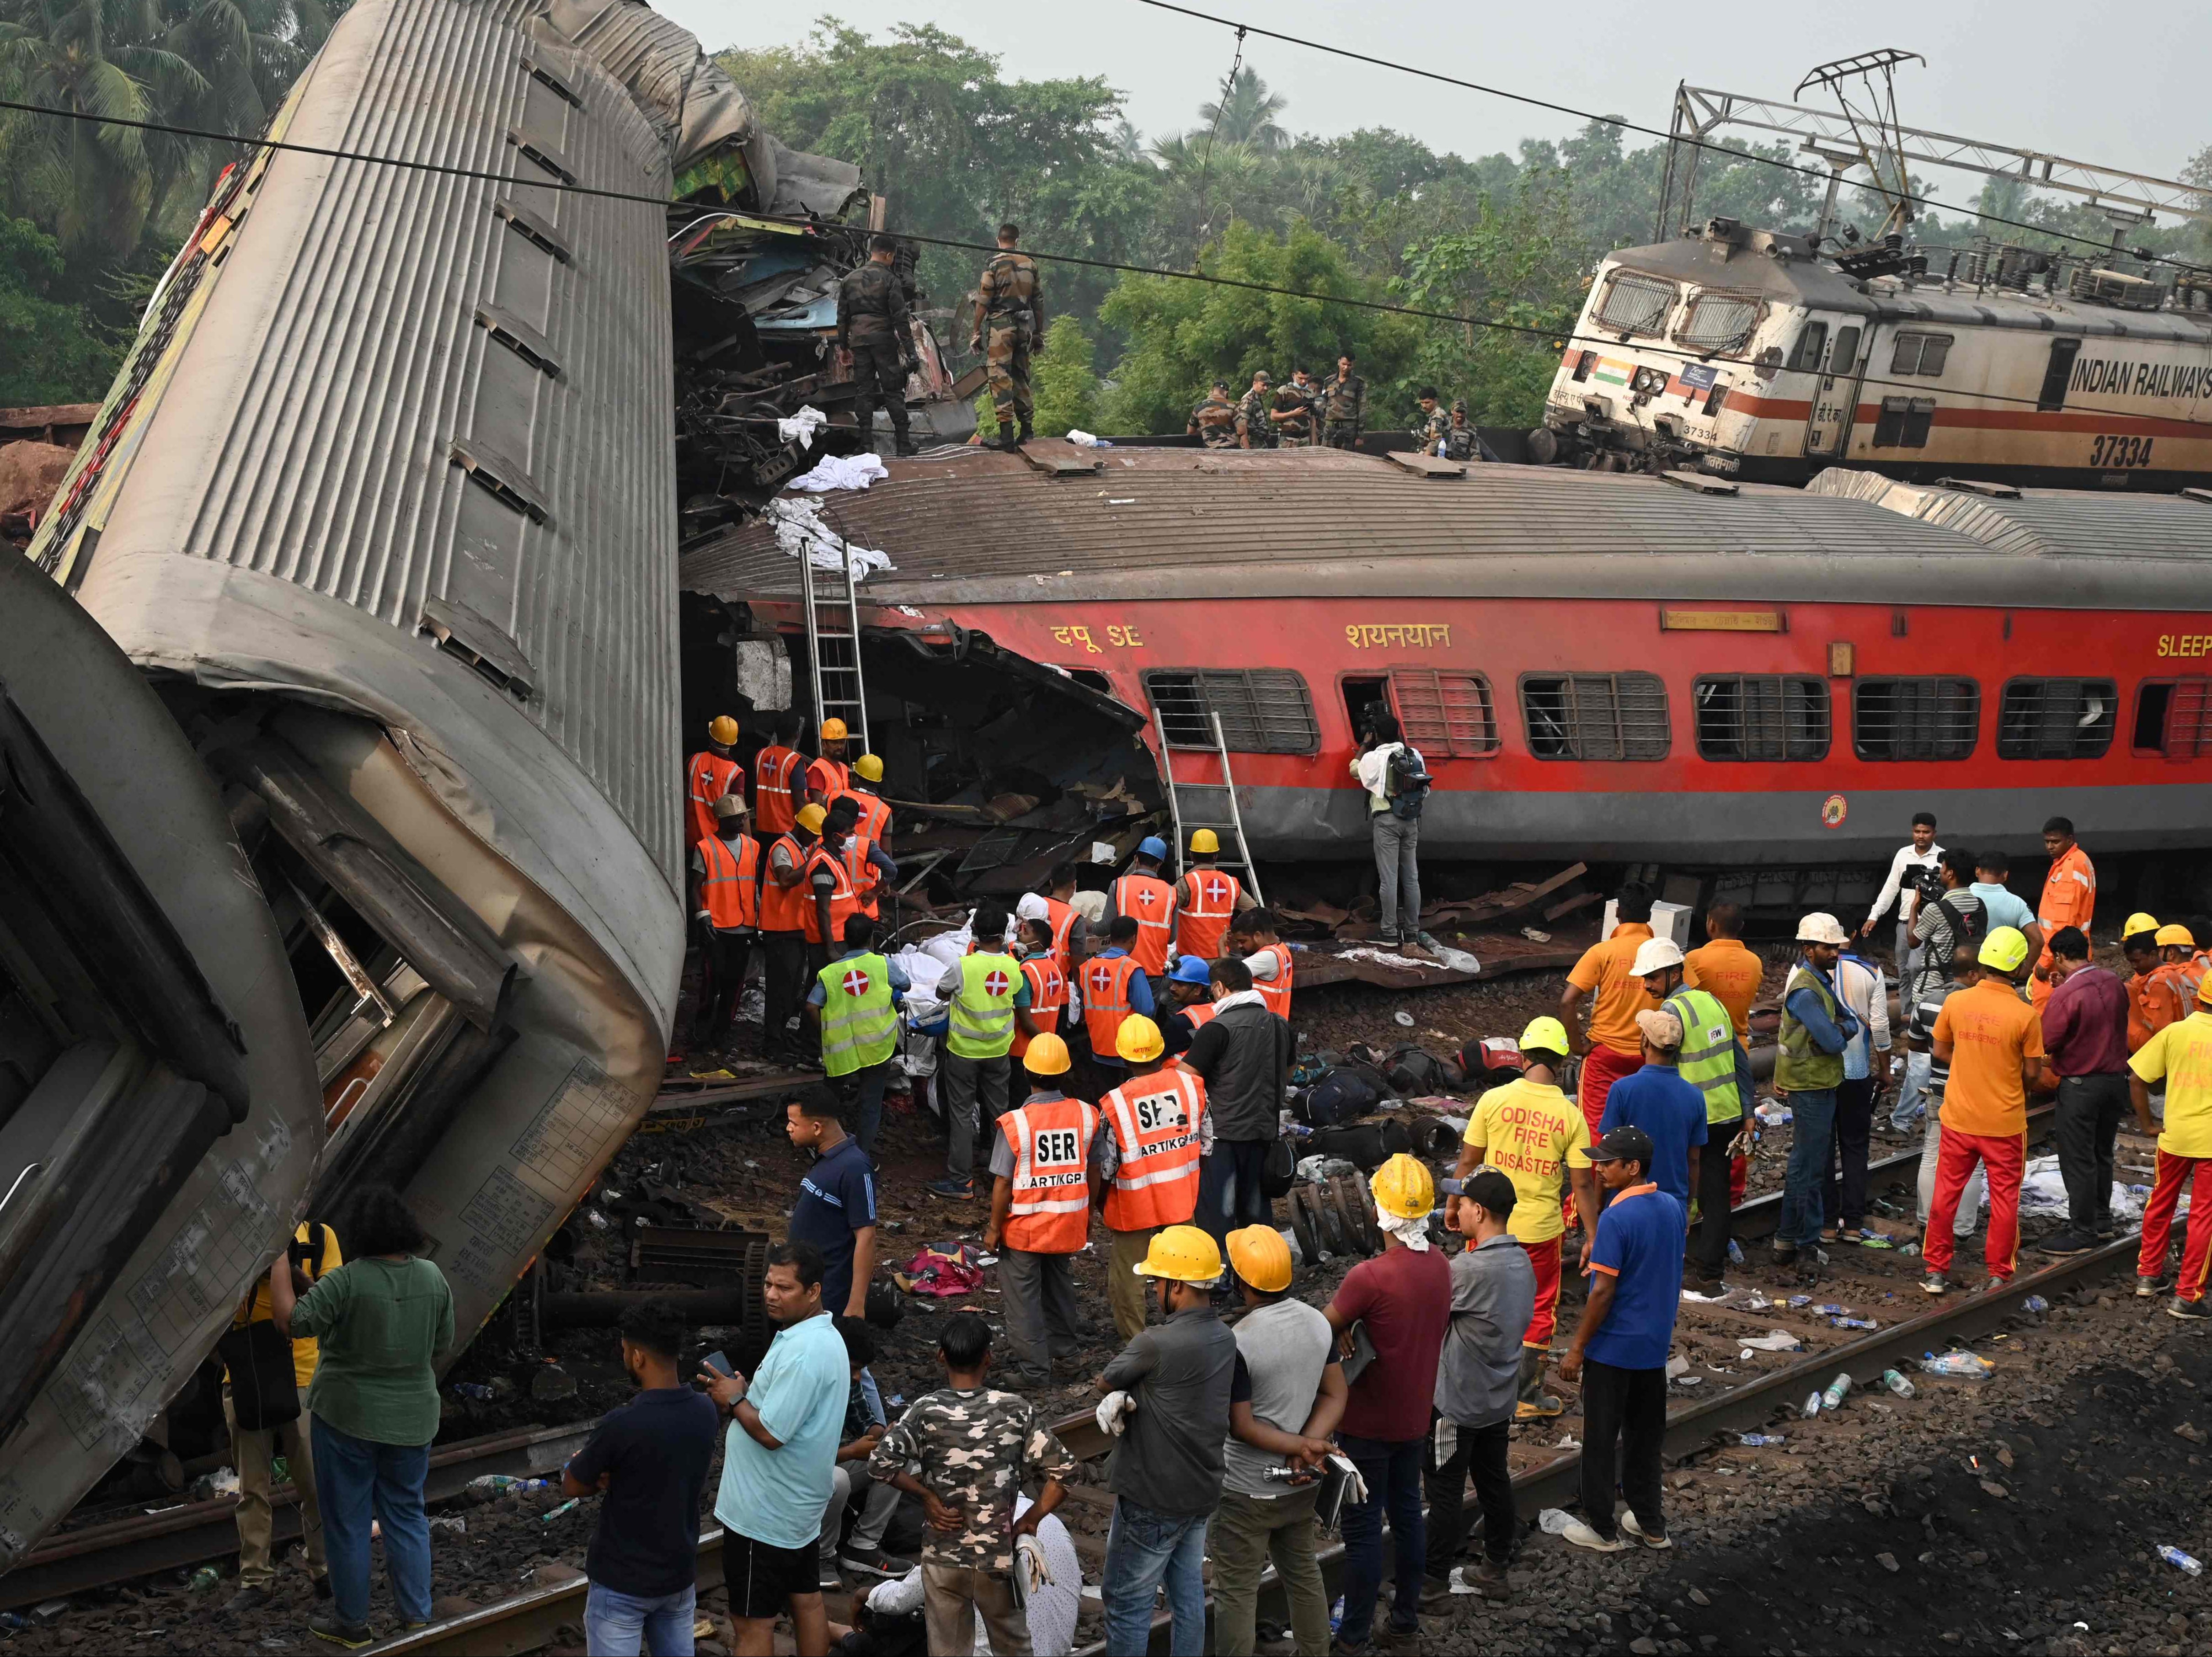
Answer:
[{"left": 683, "top": 448, "right": 2212, "bottom": 892}]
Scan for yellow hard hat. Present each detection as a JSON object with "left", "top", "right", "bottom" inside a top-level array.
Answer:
[
  {"left": 2157, "top": 923, "right": 2198, "bottom": 949},
  {"left": 1133, "top": 1224, "right": 1223, "bottom": 1284},
  {"left": 820, "top": 717, "right": 850, "bottom": 742},
  {"left": 1226, "top": 1224, "right": 1293, "bottom": 1293},
  {"left": 855, "top": 752, "right": 884, "bottom": 783},
  {"left": 1370, "top": 1151, "right": 1435, "bottom": 1220},
  {"left": 1519, "top": 1015, "right": 1570, "bottom": 1057},
  {"left": 795, "top": 802, "right": 828, "bottom": 834},
  {"left": 1022, "top": 1032, "right": 1072, "bottom": 1076},
  {"left": 2125, "top": 911, "right": 2161, "bottom": 938},
  {"left": 1189, "top": 828, "right": 1220, "bottom": 855},
  {"left": 1115, "top": 1013, "right": 1165, "bottom": 1063},
  {"left": 707, "top": 714, "right": 740, "bottom": 746},
  {"left": 1978, "top": 925, "right": 2030, "bottom": 973}
]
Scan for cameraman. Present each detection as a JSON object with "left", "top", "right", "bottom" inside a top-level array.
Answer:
[{"left": 1350, "top": 709, "right": 1431, "bottom": 957}]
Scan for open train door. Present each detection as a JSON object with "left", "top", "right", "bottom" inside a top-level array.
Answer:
[
  {"left": 1802, "top": 320, "right": 1869, "bottom": 460},
  {"left": 0, "top": 556, "right": 321, "bottom": 1566}
]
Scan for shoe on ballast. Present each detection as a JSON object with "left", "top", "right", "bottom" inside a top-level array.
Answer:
[
  {"left": 223, "top": 1586, "right": 273, "bottom": 1616},
  {"left": 2168, "top": 1295, "right": 2211, "bottom": 1321},
  {"left": 2137, "top": 1273, "right": 2169, "bottom": 1298},
  {"left": 1472, "top": 1556, "right": 1512, "bottom": 1599},
  {"left": 1919, "top": 1271, "right": 1949, "bottom": 1296},
  {"left": 818, "top": 1567, "right": 845, "bottom": 1591},
  {"left": 309, "top": 1617, "right": 375, "bottom": 1650},
  {"left": 1559, "top": 1519, "right": 1634, "bottom": 1554},
  {"left": 841, "top": 1545, "right": 913, "bottom": 1575},
  {"left": 1769, "top": 1242, "right": 1799, "bottom": 1266},
  {"left": 2037, "top": 1229, "right": 2095, "bottom": 1256},
  {"left": 1619, "top": 1510, "right": 1672, "bottom": 1550},
  {"left": 1418, "top": 1574, "right": 1455, "bottom": 1608},
  {"left": 2096, "top": 1221, "right": 2119, "bottom": 1242},
  {"left": 925, "top": 1177, "right": 974, "bottom": 1201}
]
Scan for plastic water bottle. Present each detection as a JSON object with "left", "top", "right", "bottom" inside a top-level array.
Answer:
[
  {"left": 1831, "top": 1316, "right": 1879, "bottom": 1331},
  {"left": 1727, "top": 1239, "right": 1745, "bottom": 1265},
  {"left": 1821, "top": 1373, "right": 1853, "bottom": 1410},
  {"left": 1737, "top": 1433, "right": 1785, "bottom": 1447},
  {"left": 1920, "top": 1350, "right": 1996, "bottom": 1379},
  {"left": 2159, "top": 1545, "right": 2202, "bottom": 1577},
  {"left": 1881, "top": 1369, "right": 1916, "bottom": 1398},
  {"left": 468, "top": 1474, "right": 549, "bottom": 1497}
]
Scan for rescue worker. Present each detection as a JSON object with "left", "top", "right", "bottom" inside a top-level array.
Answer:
[
  {"left": 1560, "top": 882, "right": 1662, "bottom": 1140},
  {"left": 1108, "top": 836, "right": 1177, "bottom": 992},
  {"left": 690, "top": 794, "right": 761, "bottom": 1050},
  {"left": 1410, "top": 387, "right": 1448, "bottom": 452},
  {"left": 1227, "top": 908, "right": 1294, "bottom": 1024},
  {"left": 2031, "top": 815, "right": 2095, "bottom": 1007},
  {"left": 1010, "top": 915, "right": 1069, "bottom": 1066},
  {"left": 1448, "top": 1017, "right": 1598, "bottom": 1421},
  {"left": 807, "top": 914, "right": 905, "bottom": 1161},
  {"left": 760, "top": 802, "right": 828, "bottom": 1063},
  {"left": 1160, "top": 954, "right": 1220, "bottom": 1059},
  {"left": 1094, "top": 1014, "right": 1210, "bottom": 1340},
  {"left": 2128, "top": 974, "right": 2212, "bottom": 1317},
  {"left": 1039, "top": 861, "right": 1089, "bottom": 984},
  {"left": 2145, "top": 924, "right": 2207, "bottom": 1035},
  {"left": 1638, "top": 937, "right": 1750, "bottom": 1286},
  {"left": 753, "top": 711, "right": 806, "bottom": 840},
  {"left": 843, "top": 753, "right": 894, "bottom": 855},
  {"left": 1186, "top": 380, "right": 1239, "bottom": 448},
  {"left": 970, "top": 222, "right": 1043, "bottom": 451},
  {"left": 927, "top": 901, "right": 1039, "bottom": 1201},
  {"left": 1322, "top": 353, "right": 1364, "bottom": 448},
  {"left": 1269, "top": 368, "right": 1317, "bottom": 446},
  {"left": 807, "top": 716, "right": 854, "bottom": 810},
  {"left": 2124, "top": 916, "right": 2164, "bottom": 1050},
  {"left": 1923, "top": 927, "right": 2044, "bottom": 1294},
  {"left": 833, "top": 792, "right": 895, "bottom": 924},
  {"left": 1439, "top": 399, "right": 1481, "bottom": 462},
  {"left": 1172, "top": 829, "right": 1254, "bottom": 964},
  {"left": 1234, "top": 371, "right": 1276, "bottom": 449},
  {"left": 686, "top": 714, "right": 745, "bottom": 847},
  {"left": 1772, "top": 913, "right": 1861, "bottom": 1268},
  {"left": 983, "top": 1033, "right": 1098, "bottom": 1386},
  {"left": 836, "top": 232, "right": 918, "bottom": 457},
  {"left": 1083, "top": 916, "right": 1158, "bottom": 1090}
]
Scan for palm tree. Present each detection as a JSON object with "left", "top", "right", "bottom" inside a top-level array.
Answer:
[{"left": 1198, "top": 65, "right": 1287, "bottom": 155}]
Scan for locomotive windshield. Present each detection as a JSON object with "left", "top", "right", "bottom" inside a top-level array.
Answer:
[{"left": 1593, "top": 271, "right": 1678, "bottom": 337}]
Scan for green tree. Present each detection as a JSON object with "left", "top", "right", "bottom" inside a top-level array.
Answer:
[
  {"left": 0, "top": 211, "right": 121, "bottom": 401},
  {"left": 1028, "top": 314, "right": 1100, "bottom": 437},
  {"left": 1197, "top": 65, "right": 1286, "bottom": 155}
]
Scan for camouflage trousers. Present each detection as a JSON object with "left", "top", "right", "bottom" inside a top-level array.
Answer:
[
  {"left": 1323, "top": 421, "right": 1361, "bottom": 449},
  {"left": 985, "top": 319, "right": 1033, "bottom": 431},
  {"left": 848, "top": 338, "right": 911, "bottom": 442}
]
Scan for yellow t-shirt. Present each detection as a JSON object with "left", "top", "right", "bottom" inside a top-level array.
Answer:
[
  {"left": 1464, "top": 1077, "right": 1592, "bottom": 1245},
  {"left": 230, "top": 1222, "right": 345, "bottom": 1388},
  {"left": 2129, "top": 1011, "right": 2212, "bottom": 1159}
]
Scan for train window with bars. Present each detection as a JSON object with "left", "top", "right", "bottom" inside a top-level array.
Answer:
[
  {"left": 1871, "top": 396, "right": 1938, "bottom": 448},
  {"left": 1593, "top": 271, "right": 1677, "bottom": 337},
  {"left": 1996, "top": 678, "right": 2117, "bottom": 759},
  {"left": 2133, "top": 679, "right": 2212, "bottom": 758},
  {"left": 1144, "top": 669, "right": 1318, "bottom": 754},
  {"left": 1693, "top": 676, "right": 1831, "bottom": 761},
  {"left": 1675, "top": 291, "right": 1762, "bottom": 352},
  {"left": 1518, "top": 673, "right": 1670, "bottom": 761},
  {"left": 1389, "top": 670, "right": 1500, "bottom": 758},
  {"left": 1852, "top": 677, "right": 1980, "bottom": 761},
  {"left": 1889, "top": 332, "right": 1953, "bottom": 376},
  {"left": 1785, "top": 321, "right": 1828, "bottom": 372}
]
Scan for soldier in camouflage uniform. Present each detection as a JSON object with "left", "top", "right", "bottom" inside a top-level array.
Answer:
[
  {"left": 837, "top": 233, "right": 918, "bottom": 457},
  {"left": 1270, "top": 368, "right": 1319, "bottom": 447},
  {"left": 1186, "top": 380, "right": 1239, "bottom": 448},
  {"left": 1411, "top": 386, "right": 1450, "bottom": 453},
  {"left": 1441, "top": 398, "right": 1483, "bottom": 462},
  {"left": 1322, "top": 352, "right": 1365, "bottom": 448},
  {"left": 970, "top": 223, "right": 1044, "bottom": 451},
  {"left": 1235, "top": 371, "right": 1277, "bottom": 449},
  {"left": 870, "top": 1313, "right": 1076, "bottom": 1657}
]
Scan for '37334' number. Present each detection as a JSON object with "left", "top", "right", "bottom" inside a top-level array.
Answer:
[{"left": 2090, "top": 433, "right": 2154, "bottom": 468}]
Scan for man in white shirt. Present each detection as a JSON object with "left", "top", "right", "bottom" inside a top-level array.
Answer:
[
  {"left": 1860, "top": 812, "right": 1940, "bottom": 980},
  {"left": 1349, "top": 709, "right": 1431, "bottom": 956}
]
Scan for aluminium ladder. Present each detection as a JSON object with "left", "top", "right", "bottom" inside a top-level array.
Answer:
[
  {"left": 797, "top": 537, "right": 870, "bottom": 754},
  {"left": 1150, "top": 708, "right": 1265, "bottom": 906}
]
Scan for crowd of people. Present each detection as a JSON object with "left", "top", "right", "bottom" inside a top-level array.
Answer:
[{"left": 1182, "top": 362, "right": 1488, "bottom": 463}]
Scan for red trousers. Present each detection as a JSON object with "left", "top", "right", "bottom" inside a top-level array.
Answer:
[
  {"left": 2137, "top": 1150, "right": 2212, "bottom": 1300},
  {"left": 1519, "top": 1236, "right": 1562, "bottom": 1350},
  {"left": 1923, "top": 1126, "right": 2025, "bottom": 1281},
  {"left": 1578, "top": 1043, "right": 1641, "bottom": 1137}
]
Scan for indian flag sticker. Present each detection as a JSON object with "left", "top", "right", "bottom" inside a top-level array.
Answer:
[
  {"left": 1820, "top": 794, "right": 1848, "bottom": 828},
  {"left": 1591, "top": 358, "right": 1633, "bottom": 388}
]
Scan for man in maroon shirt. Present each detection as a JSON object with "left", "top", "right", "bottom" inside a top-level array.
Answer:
[
  {"left": 1323, "top": 1155, "right": 1449, "bottom": 1653},
  {"left": 2040, "top": 926, "right": 2131, "bottom": 1255}
]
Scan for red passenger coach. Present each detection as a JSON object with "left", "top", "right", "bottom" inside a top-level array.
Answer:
[{"left": 681, "top": 448, "right": 2212, "bottom": 881}]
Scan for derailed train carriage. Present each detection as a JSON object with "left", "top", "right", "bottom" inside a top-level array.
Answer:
[{"left": 0, "top": 0, "right": 813, "bottom": 1562}]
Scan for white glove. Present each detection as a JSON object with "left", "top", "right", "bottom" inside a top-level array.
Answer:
[
  {"left": 1096, "top": 1390, "right": 1137, "bottom": 1438},
  {"left": 1329, "top": 1451, "right": 1367, "bottom": 1505},
  {"left": 1015, "top": 1531, "right": 1055, "bottom": 1591}
]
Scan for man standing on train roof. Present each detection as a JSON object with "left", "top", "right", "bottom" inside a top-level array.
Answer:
[
  {"left": 1439, "top": 400, "right": 1482, "bottom": 462},
  {"left": 1410, "top": 388, "right": 1448, "bottom": 453},
  {"left": 1322, "top": 352, "right": 1364, "bottom": 449},
  {"left": 1770, "top": 913, "right": 1861, "bottom": 1269},
  {"left": 836, "top": 232, "right": 918, "bottom": 458},
  {"left": 971, "top": 222, "right": 1042, "bottom": 452},
  {"left": 1269, "top": 368, "right": 1318, "bottom": 447},
  {"left": 1187, "top": 380, "right": 1239, "bottom": 448},
  {"left": 2031, "top": 816, "right": 2095, "bottom": 1008},
  {"left": 1106, "top": 837, "right": 1177, "bottom": 999},
  {"left": 1234, "top": 371, "right": 1276, "bottom": 450},
  {"left": 1172, "top": 829, "right": 1256, "bottom": 966},
  {"left": 686, "top": 715, "right": 746, "bottom": 848},
  {"left": 806, "top": 718, "right": 853, "bottom": 811},
  {"left": 1860, "top": 810, "right": 1941, "bottom": 977}
]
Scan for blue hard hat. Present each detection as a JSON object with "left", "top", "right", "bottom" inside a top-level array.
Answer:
[
  {"left": 1171, "top": 955, "right": 1213, "bottom": 985},
  {"left": 1138, "top": 836, "right": 1168, "bottom": 860}
]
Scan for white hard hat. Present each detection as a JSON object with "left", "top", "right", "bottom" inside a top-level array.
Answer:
[
  {"left": 1629, "top": 937, "right": 1684, "bottom": 978},
  {"left": 1796, "top": 911, "right": 1850, "bottom": 946},
  {"left": 1015, "top": 893, "right": 1052, "bottom": 923}
]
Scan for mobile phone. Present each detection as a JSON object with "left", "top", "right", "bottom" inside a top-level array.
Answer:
[{"left": 701, "top": 1350, "right": 734, "bottom": 1377}]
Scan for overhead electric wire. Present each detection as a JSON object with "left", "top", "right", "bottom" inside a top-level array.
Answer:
[
  {"left": 6, "top": 94, "right": 2212, "bottom": 431},
  {"left": 1132, "top": 0, "right": 2212, "bottom": 276}
]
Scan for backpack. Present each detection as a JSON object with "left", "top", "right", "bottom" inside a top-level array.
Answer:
[
  {"left": 1384, "top": 744, "right": 1430, "bottom": 820},
  {"left": 216, "top": 1221, "right": 332, "bottom": 1431},
  {"left": 1931, "top": 892, "right": 1984, "bottom": 962}
]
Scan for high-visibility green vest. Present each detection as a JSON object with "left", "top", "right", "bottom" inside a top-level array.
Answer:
[
  {"left": 1664, "top": 986, "right": 1742, "bottom": 1124},
  {"left": 947, "top": 951, "right": 1020, "bottom": 1060},
  {"left": 817, "top": 951, "right": 898, "bottom": 1077},
  {"left": 1775, "top": 964, "right": 1845, "bottom": 1092}
]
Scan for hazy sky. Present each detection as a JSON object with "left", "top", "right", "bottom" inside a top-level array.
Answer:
[{"left": 663, "top": 0, "right": 2210, "bottom": 222}]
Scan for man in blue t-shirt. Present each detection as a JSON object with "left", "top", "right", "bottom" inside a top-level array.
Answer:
[
  {"left": 564, "top": 1300, "right": 721, "bottom": 1655},
  {"left": 786, "top": 1089, "right": 878, "bottom": 1320},
  {"left": 1559, "top": 1127, "right": 1683, "bottom": 1556},
  {"left": 1598, "top": 1009, "right": 1708, "bottom": 1211}
]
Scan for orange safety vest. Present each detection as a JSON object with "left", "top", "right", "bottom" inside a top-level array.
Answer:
[
  {"left": 2128, "top": 972, "right": 2158, "bottom": 1053},
  {"left": 759, "top": 833, "right": 815, "bottom": 934},
  {"left": 846, "top": 789, "right": 892, "bottom": 849},
  {"left": 1099, "top": 1068, "right": 1206, "bottom": 1231},
  {"left": 1174, "top": 867, "right": 1242, "bottom": 962},
  {"left": 999, "top": 1095, "right": 1098, "bottom": 1253},
  {"left": 1164, "top": 998, "right": 1218, "bottom": 1070},
  {"left": 799, "top": 843, "right": 861, "bottom": 945},
  {"left": 2147, "top": 959, "right": 2208, "bottom": 1034},
  {"left": 1252, "top": 942, "right": 1294, "bottom": 1021},
  {"left": 843, "top": 832, "right": 881, "bottom": 918},
  {"left": 1043, "top": 897, "right": 1080, "bottom": 980},
  {"left": 686, "top": 751, "right": 743, "bottom": 847},
  {"left": 1083, "top": 954, "right": 1142, "bottom": 1058},
  {"left": 1010, "top": 955, "right": 1067, "bottom": 1058},
  {"left": 807, "top": 755, "right": 850, "bottom": 802},
  {"left": 753, "top": 746, "right": 804, "bottom": 836},
  {"left": 696, "top": 834, "right": 760, "bottom": 930},
  {"left": 1112, "top": 873, "right": 1177, "bottom": 975}
]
